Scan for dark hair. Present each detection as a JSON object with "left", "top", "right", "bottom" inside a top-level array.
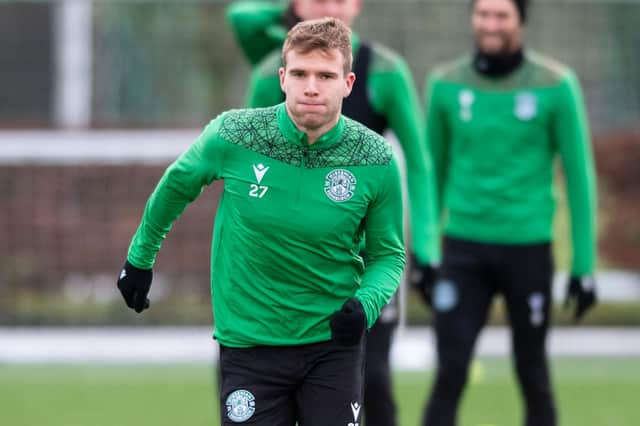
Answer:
[
  {"left": 281, "top": 3, "right": 301, "bottom": 30},
  {"left": 472, "top": 0, "right": 529, "bottom": 23}
]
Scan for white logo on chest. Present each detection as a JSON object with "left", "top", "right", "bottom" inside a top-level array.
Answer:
[
  {"left": 514, "top": 92, "right": 538, "bottom": 120},
  {"left": 252, "top": 163, "right": 270, "bottom": 184},
  {"left": 249, "top": 163, "right": 270, "bottom": 198},
  {"left": 324, "top": 169, "right": 356, "bottom": 202},
  {"left": 458, "top": 89, "right": 474, "bottom": 122}
]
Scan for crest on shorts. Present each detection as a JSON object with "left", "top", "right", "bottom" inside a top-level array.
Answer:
[
  {"left": 514, "top": 92, "right": 538, "bottom": 120},
  {"left": 433, "top": 280, "right": 458, "bottom": 312},
  {"left": 324, "top": 169, "right": 357, "bottom": 202},
  {"left": 225, "top": 389, "right": 256, "bottom": 422},
  {"left": 528, "top": 292, "right": 545, "bottom": 327}
]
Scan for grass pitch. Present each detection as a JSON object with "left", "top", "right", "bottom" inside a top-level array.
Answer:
[{"left": 1, "top": 357, "right": 638, "bottom": 426}]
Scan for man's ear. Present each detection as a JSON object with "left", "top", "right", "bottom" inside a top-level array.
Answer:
[{"left": 344, "top": 72, "right": 356, "bottom": 97}]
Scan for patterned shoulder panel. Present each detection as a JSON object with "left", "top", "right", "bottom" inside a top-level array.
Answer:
[
  {"left": 525, "top": 50, "right": 570, "bottom": 87},
  {"left": 430, "top": 55, "right": 472, "bottom": 84},
  {"left": 218, "top": 107, "right": 392, "bottom": 168},
  {"left": 306, "top": 118, "right": 393, "bottom": 168},
  {"left": 218, "top": 106, "right": 303, "bottom": 166}
]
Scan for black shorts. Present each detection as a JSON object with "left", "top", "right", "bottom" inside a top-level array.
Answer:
[{"left": 219, "top": 339, "right": 365, "bottom": 425}]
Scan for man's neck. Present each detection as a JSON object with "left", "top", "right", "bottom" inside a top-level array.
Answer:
[
  {"left": 302, "top": 118, "right": 339, "bottom": 145},
  {"left": 287, "top": 106, "right": 340, "bottom": 145},
  {"left": 473, "top": 47, "right": 524, "bottom": 77}
]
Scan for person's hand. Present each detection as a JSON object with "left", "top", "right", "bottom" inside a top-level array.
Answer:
[
  {"left": 408, "top": 254, "right": 438, "bottom": 306},
  {"left": 330, "top": 298, "right": 367, "bottom": 346},
  {"left": 564, "top": 275, "right": 597, "bottom": 321},
  {"left": 117, "top": 260, "right": 152, "bottom": 313}
]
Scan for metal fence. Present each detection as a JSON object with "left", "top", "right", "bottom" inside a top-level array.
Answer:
[
  {"left": 1, "top": 0, "right": 639, "bottom": 325},
  {"left": 0, "top": 0, "right": 638, "bottom": 132}
]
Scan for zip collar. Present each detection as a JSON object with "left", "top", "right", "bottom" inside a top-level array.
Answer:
[
  {"left": 473, "top": 47, "right": 524, "bottom": 77},
  {"left": 276, "top": 103, "right": 345, "bottom": 150}
]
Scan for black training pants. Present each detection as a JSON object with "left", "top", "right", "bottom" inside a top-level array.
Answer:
[
  {"left": 363, "top": 308, "right": 397, "bottom": 426},
  {"left": 424, "top": 236, "right": 557, "bottom": 426}
]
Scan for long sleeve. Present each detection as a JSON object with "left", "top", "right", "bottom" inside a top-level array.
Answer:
[
  {"left": 356, "top": 154, "right": 406, "bottom": 327},
  {"left": 554, "top": 72, "right": 597, "bottom": 275},
  {"left": 225, "top": 1, "right": 287, "bottom": 66},
  {"left": 127, "top": 116, "right": 227, "bottom": 269},
  {"left": 373, "top": 60, "right": 441, "bottom": 264},
  {"left": 424, "top": 74, "right": 449, "bottom": 228}
]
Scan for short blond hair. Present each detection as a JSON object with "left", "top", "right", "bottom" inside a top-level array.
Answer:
[{"left": 281, "top": 17, "right": 353, "bottom": 76}]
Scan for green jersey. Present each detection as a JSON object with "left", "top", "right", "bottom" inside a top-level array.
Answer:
[
  {"left": 127, "top": 104, "right": 405, "bottom": 347},
  {"left": 225, "top": 1, "right": 288, "bottom": 66},
  {"left": 425, "top": 51, "right": 597, "bottom": 275},
  {"left": 246, "top": 36, "right": 440, "bottom": 265}
]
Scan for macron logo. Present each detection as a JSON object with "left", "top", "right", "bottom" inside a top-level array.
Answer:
[
  {"left": 252, "top": 163, "right": 269, "bottom": 184},
  {"left": 350, "top": 402, "right": 361, "bottom": 422},
  {"left": 119, "top": 269, "right": 127, "bottom": 280}
]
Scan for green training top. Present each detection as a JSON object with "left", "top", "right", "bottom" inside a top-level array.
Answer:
[
  {"left": 226, "top": 1, "right": 288, "bottom": 66},
  {"left": 127, "top": 103, "right": 406, "bottom": 347},
  {"left": 424, "top": 51, "right": 597, "bottom": 275},
  {"left": 245, "top": 37, "right": 441, "bottom": 265}
]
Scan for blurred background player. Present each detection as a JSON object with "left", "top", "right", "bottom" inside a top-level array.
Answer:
[
  {"left": 117, "top": 17, "right": 406, "bottom": 425},
  {"left": 411, "top": 1, "right": 598, "bottom": 425},
  {"left": 226, "top": 0, "right": 303, "bottom": 67},
  {"left": 227, "top": 2, "right": 441, "bottom": 425}
]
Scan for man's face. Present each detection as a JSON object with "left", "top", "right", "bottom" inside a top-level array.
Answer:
[
  {"left": 293, "top": 0, "right": 362, "bottom": 26},
  {"left": 280, "top": 48, "right": 355, "bottom": 133},
  {"left": 472, "top": 0, "right": 523, "bottom": 55}
]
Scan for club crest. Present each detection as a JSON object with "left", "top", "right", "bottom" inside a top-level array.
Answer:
[
  {"left": 433, "top": 280, "right": 458, "bottom": 312},
  {"left": 324, "top": 169, "right": 356, "bottom": 202},
  {"left": 225, "top": 389, "right": 256, "bottom": 423},
  {"left": 514, "top": 92, "right": 538, "bottom": 120},
  {"left": 528, "top": 292, "right": 545, "bottom": 327}
]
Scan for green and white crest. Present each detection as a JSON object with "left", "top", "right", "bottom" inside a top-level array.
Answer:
[
  {"left": 514, "top": 92, "right": 538, "bottom": 120},
  {"left": 225, "top": 389, "right": 256, "bottom": 423},
  {"left": 324, "top": 169, "right": 357, "bottom": 202}
]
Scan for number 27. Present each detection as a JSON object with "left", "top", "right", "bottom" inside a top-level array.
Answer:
[{"left": 249, "top": 184, "right": 269, "bottom": 198}]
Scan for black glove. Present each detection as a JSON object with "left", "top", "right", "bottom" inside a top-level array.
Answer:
[
  {"left": 408, "top": 254, "right": 438, "bottom": 306},
  {"left": 330, "top": 298, "right": 367, "bottom": 346},
  {"left": 117, "top": 260, "right": 152, "bottom": 313},
  {"left": 564, "top": 275, "right": 597, "bottom": 321}
]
